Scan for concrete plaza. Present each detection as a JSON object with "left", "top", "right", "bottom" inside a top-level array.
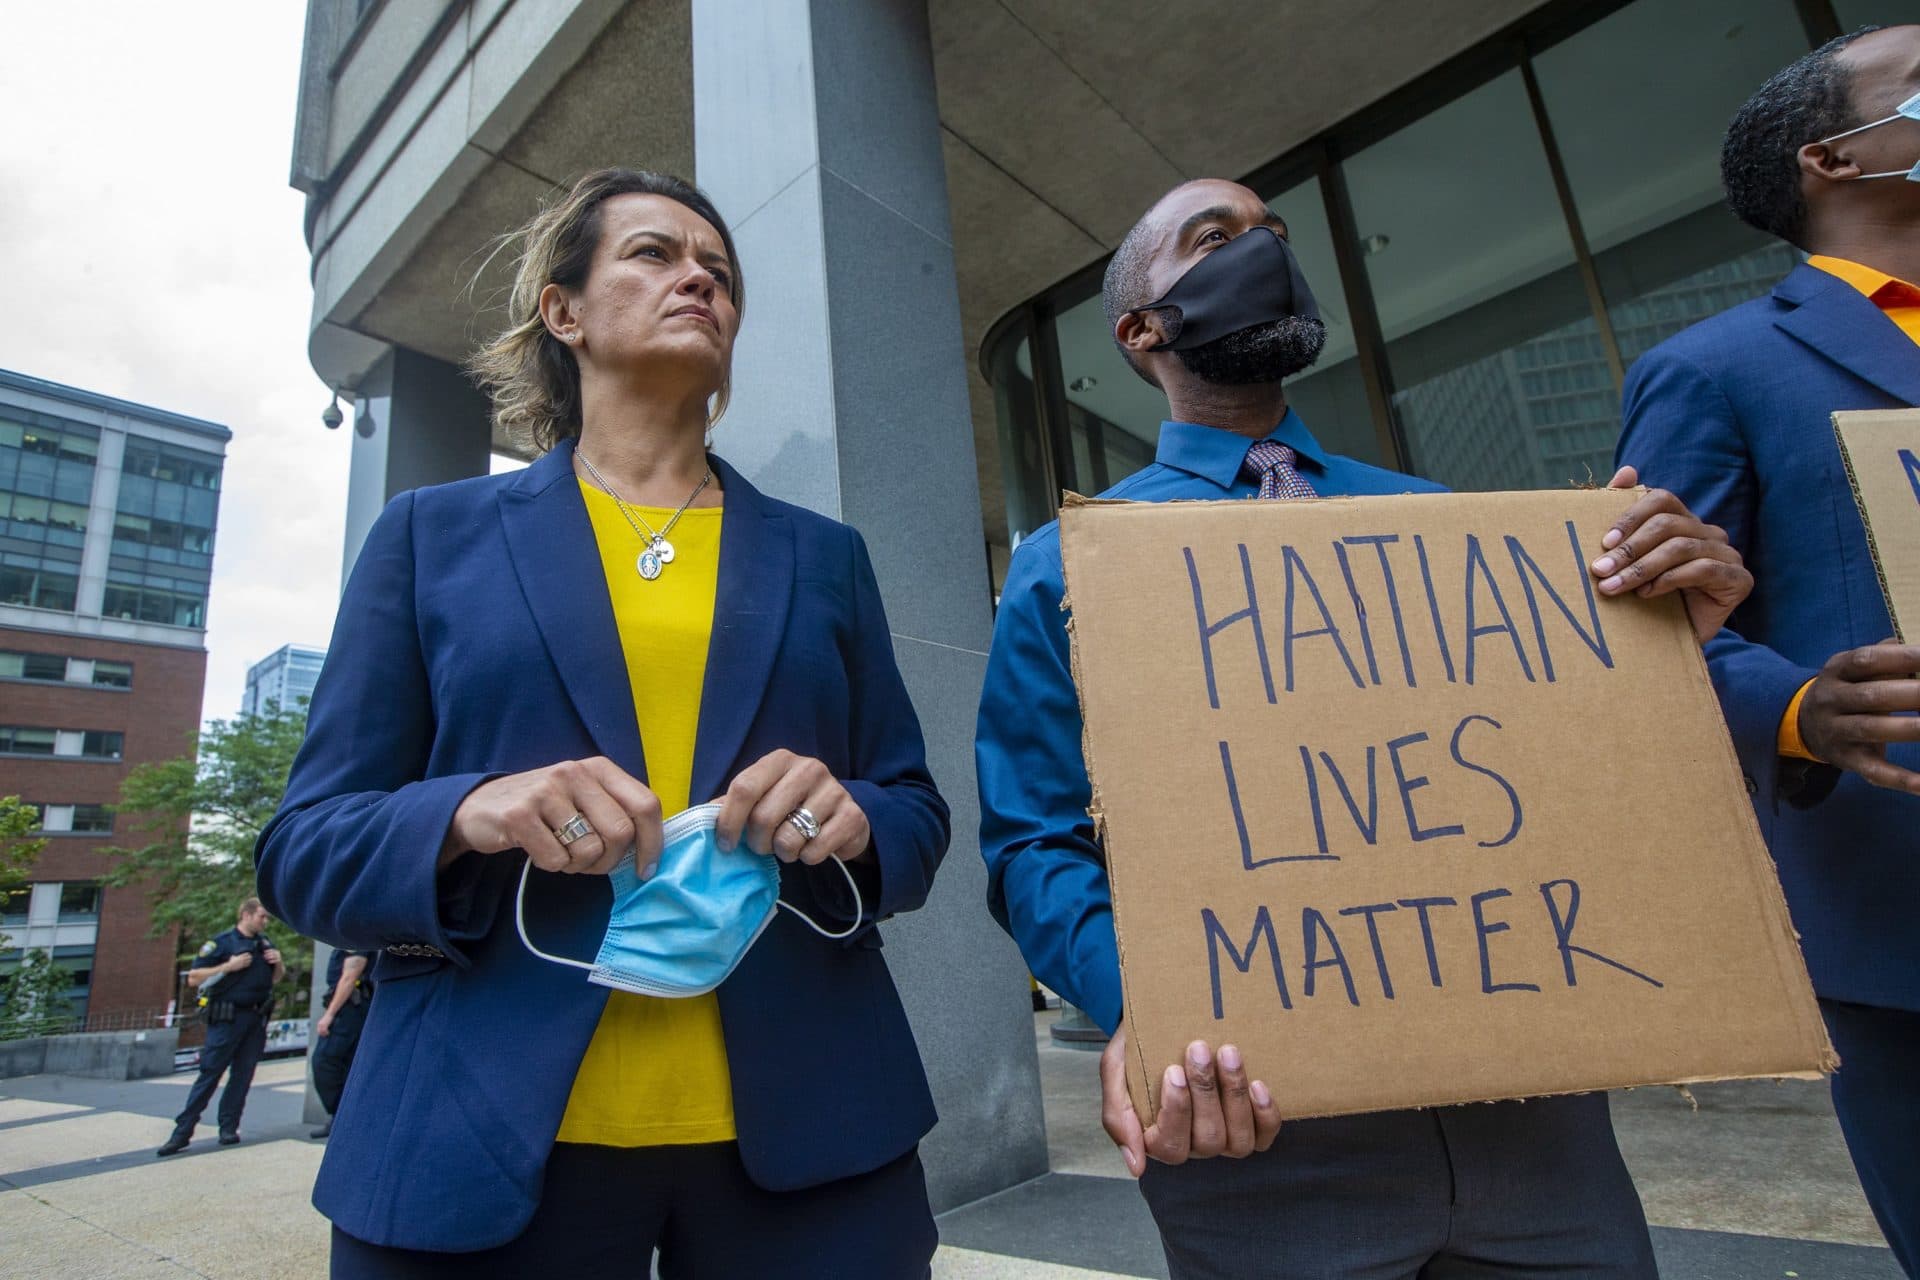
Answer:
[{"left": 0, "top": 1015, "right": 1902, "bottom": 1278}]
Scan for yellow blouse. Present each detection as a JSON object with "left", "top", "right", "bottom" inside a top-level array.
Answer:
[{"left": 555, "top": 480, "right": 734, "bottom": 1147}]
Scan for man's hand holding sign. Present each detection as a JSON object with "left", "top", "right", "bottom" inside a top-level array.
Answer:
[
  {"left": 1821, "top": 409, "right": 1920, "bottom": 797},
  {"left": 1095, "top": 468, "right": 1763, "bottom": 1176}
]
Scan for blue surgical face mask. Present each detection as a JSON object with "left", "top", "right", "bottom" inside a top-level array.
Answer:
[
  {"left": 516, "top": 802, "right": 860, "bottom": 997},
  {"left": 1814, "top": 90, "right": 1920, "bottom": 182}
]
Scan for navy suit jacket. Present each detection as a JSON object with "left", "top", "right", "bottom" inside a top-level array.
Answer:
[
  {"left": 1616, "top": 262, "right": 1920, "bottom": 1014},
  {"left": 256, "top": 441, "right": 947, "bottom": 1251}
]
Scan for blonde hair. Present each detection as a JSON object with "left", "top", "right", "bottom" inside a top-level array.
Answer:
[{"left": 468, "top": 168, "right": 745, "bottom": 453}]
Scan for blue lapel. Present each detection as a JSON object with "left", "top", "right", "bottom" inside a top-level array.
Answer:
[
  {"left": 495, "top": 439, "right": 649, "bottom": 781},
  {"left": 689, "top": 456, "right": 794, "bottom": 805},
  {"left": 1774, "top": 263, "right": 1920, "bottom": 407}
]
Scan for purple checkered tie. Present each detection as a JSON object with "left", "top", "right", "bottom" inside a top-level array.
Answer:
[{"left": 1243, "top": 439, "right": 1317, "bottom": 500}]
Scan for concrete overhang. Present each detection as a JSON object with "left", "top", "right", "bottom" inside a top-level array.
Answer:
[{"left": 299, "top": 0, "right": 1545, "bottom": 516}]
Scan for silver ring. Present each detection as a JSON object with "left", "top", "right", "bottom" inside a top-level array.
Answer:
[
  {"left": 554, "top": 813, "right": 594, "bottom": 846},
  {"left": 785, "top": 807, "right": 821, "bottom": 842}
]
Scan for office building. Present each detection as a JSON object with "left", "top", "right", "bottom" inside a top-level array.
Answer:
[
  {"left": 0, "top": 369, "right": 229, "bottom": 1027},
  {"left": 241, "top": 643, "right": 327, "bottom": 717}
]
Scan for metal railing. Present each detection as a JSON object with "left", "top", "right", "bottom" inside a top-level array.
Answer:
[{"left": 0, "top": 1004, "right": 199, "bottom": 1041}]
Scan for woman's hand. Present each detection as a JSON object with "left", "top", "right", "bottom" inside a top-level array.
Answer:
[
  {"left": 715, "top": 750, "right": 871, "bottom": 864},
  {"left": 442, "top": 757, "right": 663, "bottom": 874}
]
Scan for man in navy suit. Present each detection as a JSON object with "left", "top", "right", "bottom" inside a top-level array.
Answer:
[{"left": 1617, "top": 24, "right": 1920, "bottom": 1275}]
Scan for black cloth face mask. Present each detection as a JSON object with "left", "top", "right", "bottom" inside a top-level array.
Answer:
[{"left": 1134, "top": 226, "right": 1320, "bottom": 350}]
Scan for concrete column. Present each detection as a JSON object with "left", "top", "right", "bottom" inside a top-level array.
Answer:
[
  {"left": 692, "top": 0, "right": 1047, "bottom": 1211},
  {"left": 75, "top": 425, "right": 127, "bottom": 617},
  {"left": 307, "top": 344, "right": 493, "bottom": 1126},
  {"left": 341, "top": 346, "right": 495, "bottom": 577}
]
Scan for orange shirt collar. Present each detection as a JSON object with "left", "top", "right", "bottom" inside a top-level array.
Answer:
[{"left": 1807, "top": 254, "right": 1920, "bottom": 307}]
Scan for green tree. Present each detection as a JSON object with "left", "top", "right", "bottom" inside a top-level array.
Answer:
[
  {"left": 0, "top": 796, "right": 50, "bottom": 951},
  {"left": 103, "top": 704, "right": 313, "bottom": 1011},
  {"left": 0, "top": 795, "right": 47, "bottom": 890},
  {"left": 0, "top": 948, "right": 78, "bottom": 1041}
]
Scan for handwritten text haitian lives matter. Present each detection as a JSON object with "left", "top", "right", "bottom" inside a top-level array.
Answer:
[{"left": 1176, "top": 520, "right": 1663, "bottom": 1021}]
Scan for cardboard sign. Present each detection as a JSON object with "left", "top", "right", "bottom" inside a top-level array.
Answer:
[
  {"left": 1835, "top": 409, "right": 1920, "bottom": 643},
  {"left": 1059, "top": 488, "right": 1832, "bottom": 1122}
]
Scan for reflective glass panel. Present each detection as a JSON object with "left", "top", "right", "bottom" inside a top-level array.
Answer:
[
  {"left": 1052, "top": 289, "right": 1166, "bottom": 490},
  {"left": 989, "top": 321, "right": 1054, "bottom": 557},
  {"left": 57, "top": 884, "right": 100, "bottom": 919},
  {"left": 91, "top": 661, "right": 132, "bottom": 689},
  {"left": 1833, "top": 3, "right": 1904, "bottom": 32},
  {"left": 1345, "top": 69, "right": 1606, "bottom": 490},
  {"left": 1267, "top": 179, "right": 1383, "bottom": 466},
  {"left": 69, "top": 805, "right": 114, "bottom": 833},
  {"left": 1536, "top": 0, "right": 1808, "bottom": 369}
]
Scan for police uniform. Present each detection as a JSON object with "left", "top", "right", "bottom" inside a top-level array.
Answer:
[
  {"left": 167, "top": 927, "right": 275, "bottom": 1148},
  {"left": 311, "top": 947, "right": 371, "bottom": 1119}
]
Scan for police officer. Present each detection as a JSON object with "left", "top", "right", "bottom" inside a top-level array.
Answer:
[
  {"left": 308, "top": 947, "right": 370, "bottom": 1140},
  {"left": 157, "top": 897, "right": 284, "bottom": 1157}
]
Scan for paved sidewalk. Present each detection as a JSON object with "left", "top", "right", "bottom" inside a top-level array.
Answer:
[
  {"left": 2, "top": 1060, "right": 325, "bottom": 1278},
  {"left": 0, "top": 1017, "right": 1903, "bottom": 1278},
  {"left": 975, "top": 1016, "right": 1902, "bottom": 1279}
]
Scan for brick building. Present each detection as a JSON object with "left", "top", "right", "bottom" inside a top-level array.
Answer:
[{"left": 0, "top": 369, "right": 229, "bottom": 1028}]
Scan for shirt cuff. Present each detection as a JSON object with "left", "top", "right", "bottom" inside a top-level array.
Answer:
[{"left": 1777, "top": 678, "right": 1821, "bottom": 762}]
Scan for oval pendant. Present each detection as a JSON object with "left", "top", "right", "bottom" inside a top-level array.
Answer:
[
  {"left": 653, "top": 537, "right": 675, "bottom": 565},
  {"left": 637, "top": 548, "right": 663, "bottom": 580}
]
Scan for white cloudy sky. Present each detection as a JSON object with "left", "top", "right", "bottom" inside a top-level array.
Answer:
[{"left": 0, "top": 4, "right": 485, "bottom": 723}]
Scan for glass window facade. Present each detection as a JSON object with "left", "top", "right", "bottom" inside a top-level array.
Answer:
[
  {"left": 0, "top": 412, "right": 96, "bottom": 612},
  {"left": 108, "top": 440, "right": 220, "bottom": 628},
  {"left": 0, "top": 650, "right": 69, "bottom": 682},
  {"left": 91, "top": 660, "right": 133, "bottom": 688},
  {"left": 79, "top": 730, "right": 123, "bottom": 760},
  {"left": 57, "top": 883, "right": 101, "bottom": 920},
  {"left": 27, "top": 803, "right": 115, "bottom": 835},
  {"left": 0, "top": 943, "right": 93, "bottom": 1025},
  {"left": 1832, "top": 3, "right": 1903, "bottom": 33},
  {"left": 0, "top": 651, "right": 135, "bottom": 688},
  {"left": 0, "top": 727, "right": 122, "bottom": 759},
  {"left": 982, "top": 0, "right": 1855, "bottom": 580},
  {"left": 0, "top": 727, "right": 57, "bottom": 755},
  {"left": 68, "top": 804, "right": 114, "bottom": 834}
]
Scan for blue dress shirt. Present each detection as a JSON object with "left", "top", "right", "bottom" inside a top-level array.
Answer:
[{"left": 976, "top": 412, "right": 1445, "bottom": 1033}]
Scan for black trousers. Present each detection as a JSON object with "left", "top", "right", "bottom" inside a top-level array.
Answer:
[
  {"left": 311, "top": 996, "right": 369, "bottom": 1117},
  {"left": 329, "top": 1141, "right": 937, "bottom": 1279},
  {"left": 1140, "top": 1092, "right": 1655, "bottom": 1279},
  {"left": 174, "top": 1007, "right": 268, "bottom": 1136},
  {"left": 1824, "top": 999, "right": 1920, "bottom": 1278}
]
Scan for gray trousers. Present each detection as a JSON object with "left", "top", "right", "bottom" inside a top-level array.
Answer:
[{"left": 1139, "top": 1092, "right": 1655, "bottom": 1279}]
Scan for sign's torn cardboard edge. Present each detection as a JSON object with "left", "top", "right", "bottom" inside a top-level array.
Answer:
[{"left": 1056, "top": 493, "right": 1156, "bottom": 1100}]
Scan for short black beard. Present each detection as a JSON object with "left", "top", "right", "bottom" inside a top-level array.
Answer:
[{"left": 1176, "top": 316, "right": 1327, "bottom": 386}]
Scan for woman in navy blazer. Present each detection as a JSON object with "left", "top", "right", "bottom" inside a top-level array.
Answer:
[{"left": 257, "top": 170, "right": 948, "bottom": 1276}]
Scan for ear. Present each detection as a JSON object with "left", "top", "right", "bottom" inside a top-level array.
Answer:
[
  {"left": 1798, "top": 140, "right": 1865, "bottom": 184},
  {"left": 1115, "top": 306, "right": 1172, "bottom": 355},
  {"left": 537, "top": 283, "right": 578, "bottom": 343}
]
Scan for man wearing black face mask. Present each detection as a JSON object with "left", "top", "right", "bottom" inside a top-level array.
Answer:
[{"left": 975, "top": 180, "right": 1754, "bottom": 1278}]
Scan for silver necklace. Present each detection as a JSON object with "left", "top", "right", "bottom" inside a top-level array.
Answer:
[{"left": 576, "top": 450, "right": 713, "bottom": 581}]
